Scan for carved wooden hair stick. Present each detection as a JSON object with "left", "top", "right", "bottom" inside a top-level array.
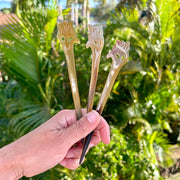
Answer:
[
  {"left": 79, "top": 40, "right": 130, "bottom": 164},
  {"left": 86, "top": 24, "right": 104, "bottom": 112},
  {"left": 96, "top": 40, "right": 130, "bottom": 114},
  {"left": 80, "top": 24, "right": 104, "bottom": 164},
  {"left": 57, "top": 21, "right": 82, "bottom": 120}
]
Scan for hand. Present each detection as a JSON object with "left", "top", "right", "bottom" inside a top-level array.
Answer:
[{"left": 0, "top": 109, "right": 110, "bottom": 179}]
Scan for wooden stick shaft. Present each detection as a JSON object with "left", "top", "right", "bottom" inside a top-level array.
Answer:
[
  {"left": 87, "top": 50, "right": 101, "bottom": 112},
  {"left": 96, "top": 66, "right": 120, "bottom": 115},
  {"left": 79, "top": 66, "right": 121, "bottom": 165},
  {"left": 64, "top": 49, "right": 82, "bottom": 119}
]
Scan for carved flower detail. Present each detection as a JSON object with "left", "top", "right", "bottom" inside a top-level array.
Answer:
[
  {"left": 107, "top": 40, "right": 130, "bottom": 69},
  {"left": 86, "top": 24, "right": 104, "bottom": 49},
  {"left": 57, "top": 20, "right": 80, "bottom": 50}
]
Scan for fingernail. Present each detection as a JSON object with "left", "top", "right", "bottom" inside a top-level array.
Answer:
[{"left": 86, "top": 111, "right": 97, "bottom": 124}]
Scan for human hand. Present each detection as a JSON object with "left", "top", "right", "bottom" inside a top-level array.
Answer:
[
  {"left": 59, "top": 110, "right": 110, "bottom": 170},
  {"left": 0, "top": 109, "right": 110, "bottom": 179}
]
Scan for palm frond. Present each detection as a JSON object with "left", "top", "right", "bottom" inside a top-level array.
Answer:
[
  {"left": 0, "top": 5, "right": 58, "bottom": 99},
  {"left": 9, "top": 101, "right": 51, "bottom": 137},
  {"left": 155, "top": 0, "right": 180, "bottom": 42}
]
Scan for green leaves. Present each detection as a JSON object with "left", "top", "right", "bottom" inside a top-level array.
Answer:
[
  {"left": 155, "top": 0, "right": 180, "bottom": 42},
  {"left": 0, "top": 0, "right": 179, "bottom": 179},
  {"left": 0, "top": 1, "right": 59, "bottom": 139},
  {"left": 0, "top": 16, "right": 42, "bottom": 90},
  {"left": 9, "top": 101, "right": 51, "bottom": 137},
  {"left": 72, "top": 126, "right": 162, "bottom": 180}
]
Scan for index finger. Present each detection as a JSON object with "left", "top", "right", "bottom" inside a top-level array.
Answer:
[{"left": 94, "top": 116, "right": 110, "bottom": 144}]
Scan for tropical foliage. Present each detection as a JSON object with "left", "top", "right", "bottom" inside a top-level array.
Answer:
[{"left": 0, "top": 0, "right": 180, "bottom": 179}]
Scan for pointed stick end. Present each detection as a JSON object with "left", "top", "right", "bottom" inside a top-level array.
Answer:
[{"left": 79, "top": 153, "right": 85, "bottom": 165}]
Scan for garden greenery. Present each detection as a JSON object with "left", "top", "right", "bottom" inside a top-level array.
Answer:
[{"left": 0, "top": 0, "right": 180, "bottom": 179}]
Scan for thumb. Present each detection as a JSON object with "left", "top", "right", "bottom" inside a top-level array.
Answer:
[{"left": 64, "top": 110, "right": 100, "bottom": 146}]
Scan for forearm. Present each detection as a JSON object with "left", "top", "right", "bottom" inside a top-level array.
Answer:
[{"left": 0, "top": 143, "right": 23, "bottom": 180}]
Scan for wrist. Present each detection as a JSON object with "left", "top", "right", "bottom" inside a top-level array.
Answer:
[{"left": 0, "top": 144, "right": 23, "bottom": 180}]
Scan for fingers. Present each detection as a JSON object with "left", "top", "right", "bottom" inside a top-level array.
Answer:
[
  {"left": 51, "top": 109, "right": 87, "bottom": 128},
  {"left": 62, "top": 116, "right": 110, "bottom": 157},
  {"left": 60, "top": 115, "right": 110, "bottom": 170},
  {"left": 60, "top": 143, "right": 84, "bottom": 170},
  {"left": 60, "top": 110, "right": 110, "bottom": 148},
  {"left": 60, "top": 158, "right": 79, "bottom": 170},
  {"left": 81, "top": 111, "right": 110, "bottom": 145},
  {"left": 63, "top": 110, "right": 101, "bottom": 147},
  {"left": 65, "top": 144, "right": 82, "bottom": 159},
  {"left": 53, "top": 109, "right": 110, "bottom": 147},
  {"left": 95, "top": 116, "right": 110, "bottom": 144},
  {"left": 60, "top": 158, "right": 82, "bottom": 170},
  {"left": 60, "top": 141, "right": 93, "bottom": 169},
  {"left": 85, "top": 117, "right": 110, "bottom": 149}
]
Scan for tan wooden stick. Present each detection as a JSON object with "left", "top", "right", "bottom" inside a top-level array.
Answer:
[
  {"left": 79, "top": 24, "right": 104, "bottom": 164},
  {"left": 57, "top": 20, "right": 82, "bottom": 119},
  {"left": 86, "top": 24, "right": 104, "bottom": 112},
  {"left": 96, "top": 40, "right": 130, "bottom": 114}
]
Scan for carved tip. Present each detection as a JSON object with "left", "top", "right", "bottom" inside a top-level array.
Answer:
[
  {"left": 86, "top": 24, "right": 104, "bottom": 49},
  {"left": 57, "top": 20, "right": 80, "bottom": 46},
  {"left": 107, "top": 40, "right": 130, "bottom": 68},
  {"left": 57, "top": 20, "right": 76, "bottom": 37},
  {"left": 57, "top": 20, "right": 73, "bottom": 31},
  {"left": 116, "top": 40, "right": 130, "bottom": 52},
  {"left": 107, "top": 40, "right": 130, "bottom": 58},
  {"left": 88, "top": 24, "right": 104, "bottom": 41}
]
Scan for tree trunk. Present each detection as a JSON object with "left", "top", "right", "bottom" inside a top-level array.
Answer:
[
  {"left": 83, "top": 0, "right": 87, "bottom": 30},
  {"left": 75, "top": 0, "right": 78, "bottom": 26},
  {"left": 58, "top": 5, "right": 63, "bottom": 21},
  {"left": 87, "top": 1, "right": 90, "bottom": 25},
  {"left": 71, "top": 4, "right": 74, "bottom": 22}
]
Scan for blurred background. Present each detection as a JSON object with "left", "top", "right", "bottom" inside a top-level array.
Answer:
[{"left": 0, "top": 0, "right": 180, "bottom": 179}]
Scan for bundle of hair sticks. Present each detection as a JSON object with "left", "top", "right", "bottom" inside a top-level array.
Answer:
[{"left": 57, "top": 20, "right": 130, "bottom": 165}]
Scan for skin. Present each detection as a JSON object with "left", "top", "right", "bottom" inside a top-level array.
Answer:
[{"left": 0, "top": 109, "right": 110, "bottom": 180}]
